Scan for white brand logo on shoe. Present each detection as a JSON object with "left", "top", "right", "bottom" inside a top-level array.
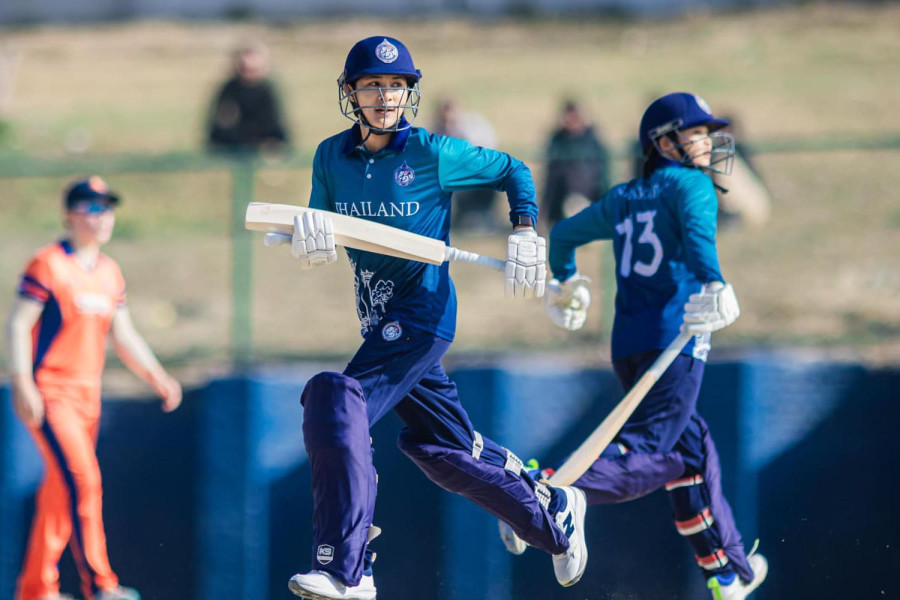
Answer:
[{"left": 316, "top": 544, "right": 335, "bottom": 565}]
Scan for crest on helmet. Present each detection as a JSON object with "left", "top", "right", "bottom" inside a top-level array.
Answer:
[
  {"left": 376, "top": 39, "right": 399, "bottom": 63},
  {"left": 692, "top": 94, "right": 713, "bottom": 116}
]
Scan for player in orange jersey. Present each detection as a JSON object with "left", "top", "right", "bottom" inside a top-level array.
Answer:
[{"left": 6, "top": 177, "right": 182, "bottom": 600}]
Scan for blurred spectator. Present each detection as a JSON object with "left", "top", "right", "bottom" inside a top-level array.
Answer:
[
  {"left": 207, "top": 42, "right": 291, "bottom": 153},
  {"left": 542, "top": 99, "right": 610, "bottom": 229},
  {"left": 431, "top": 97, "right": 501, "bottom": 232},
  {"left": 0, "top": 44, "right": 22, "bottom": 148},
  {"left": 712, "top": 115, "right": 772, "bottom": 228}
]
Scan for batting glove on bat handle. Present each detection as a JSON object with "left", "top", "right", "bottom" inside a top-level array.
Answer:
[
  {"left": 544, "top": 273, "right": 591, "bottom": 331},
  {"left": 681, "top": 281, "right": 740, "bottom": 334},
  {"left": 505, "top": 228, "right": 547, "bottom": 299}
]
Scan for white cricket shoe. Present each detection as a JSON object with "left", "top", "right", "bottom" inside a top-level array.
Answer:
[
  {"left": 95, "top": 586, "right": 140, "bottom": 600},
  {"left": 707, "top": 553, "right": 768, "bottom": 600},
  {"left": 498, "top": 519, "right": 528, "bottom": 555},
  {"left": 551, "top": 486, "right": 588, "bottom": 587},
  {"left": 289, "top": 570, "right": 377, "bottom": 600}
]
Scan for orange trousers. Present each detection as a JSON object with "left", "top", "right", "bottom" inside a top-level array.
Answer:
[{"left": 16, "top": 380, "right": 119, "bottom": 600}]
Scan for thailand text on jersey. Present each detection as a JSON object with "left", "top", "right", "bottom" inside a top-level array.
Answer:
[
  {"left": 17, "top": 240, "right": 126, "bottom": 386},
  {"left": 549, "top": 159, "right": 723, "bottom": 361},
  {"left": 310, "top": 119, "right": 538, "bottom": 340}
]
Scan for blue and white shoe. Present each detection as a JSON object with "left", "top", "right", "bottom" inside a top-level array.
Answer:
[
  {"left": 288, "top": 571, "right": 376, "bottom": 600},
  {"left": 551, "top": 486, "right": 588, "bottom": 587},
  {"left": 95, "top": 587, "right": 140, "bottom": 600},
  {"left": 708, "top": 553, "right": 768, "bottom": 600}
]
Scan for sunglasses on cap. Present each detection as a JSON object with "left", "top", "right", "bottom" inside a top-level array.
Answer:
[{"left": 69, "top": 200, "right": 115, "bottom": 215}]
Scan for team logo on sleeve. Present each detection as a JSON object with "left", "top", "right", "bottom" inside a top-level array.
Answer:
[
  {"left": 316, "top": 544, "right": 335, "bottom": 565},
  {"left": 381, "top": 321, "right": 402, "bottom": 342},
  {"left": 393, "top": 162, "right": 415, "bottom": 187},
  {"left": 376, "top": 39, "right": 399, "bottom": 63}
]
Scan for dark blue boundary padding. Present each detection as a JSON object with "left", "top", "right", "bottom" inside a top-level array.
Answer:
[{"left": 1, "top": 360, "right": 898, "bottom": 600}]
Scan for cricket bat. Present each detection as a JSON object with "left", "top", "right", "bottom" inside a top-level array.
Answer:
[
  {"left": 548, "top": 330, "right": 694, "bottom": 486},
  {"left": 245, "top": 202, "right": 507, "bottom": 271}
]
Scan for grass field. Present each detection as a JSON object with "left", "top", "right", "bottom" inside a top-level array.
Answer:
[{"left": 0, "top": 4, "right": 898, "bottom": 380}]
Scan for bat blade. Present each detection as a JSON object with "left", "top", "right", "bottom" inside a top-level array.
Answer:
[
  {"left": 548, "top": 331, "right": 693, "bottom": 486},
  {"left": 245, "top": 202, "right": 447, "bottom": 265}
]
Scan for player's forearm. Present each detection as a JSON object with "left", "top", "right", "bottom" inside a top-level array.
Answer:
[
  {"left": 6, "top": 301, "right": 40, "bottom": 379},
  {"left": 6, "top": 321, "right": 31, "bottom": 378},
  {"left": 111, "top": 312, "right": 166, "bottom": 383},
  {"left": 548, "top": 208, "right": 607, "bottom": 281},
  {"left": 502, "top": 161, "right": 539, "bottom": 225},
  {"left": 114, "top": 335, "right": 165, "bottom": 383},
  {"left": 680, "top": 184, "right": 724, "bottom": 282},
  {"left": 682, "top": 229, "right": 724, "bottom": 283}
]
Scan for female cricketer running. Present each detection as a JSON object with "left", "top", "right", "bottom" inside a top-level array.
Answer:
[
  {"left": 500, "top": 93, "right": 768, "bottom": 600},
  {"left": 264, "top": 36, "right": 589, "bottom": 600},
  {"left": 7, "top": 177, "right": 182, "bottom": 600}
]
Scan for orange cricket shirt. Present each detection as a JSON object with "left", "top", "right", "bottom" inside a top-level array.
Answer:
[{"left": 17, "top": 241, "right": 126, "bottom": 387}]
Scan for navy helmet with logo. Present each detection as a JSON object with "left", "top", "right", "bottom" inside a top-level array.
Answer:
[
  {"left": 639, "top": 92, "right": 734, "bottom": 175},
  {"left": 338, "top": 36, "right": 422, "bottom": 132}
]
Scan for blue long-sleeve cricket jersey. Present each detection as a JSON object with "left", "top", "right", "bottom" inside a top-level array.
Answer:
[
  {"left": 310, "top": 120, "right": 538, "bottom": 341},
  {"left": 549, "top": 160, "right": 724, "bottom": 361}
]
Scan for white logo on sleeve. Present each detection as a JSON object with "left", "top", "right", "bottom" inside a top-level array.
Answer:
[
  {"left": 381, "top": 321, "right": 402, "bottom": 342},
  {"left": 376, "top": 39, "right": 399, "bottom": 63},
  {"left": 393, "top": 161, "right": 415, "bottom": 187},
  {"left": 316, "top": 544, "right": 335, "bottom": 565}
]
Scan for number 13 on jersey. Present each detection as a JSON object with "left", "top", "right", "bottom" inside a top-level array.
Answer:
[{"left": 615, "top": 210, "right": 663, "bottom": 278}]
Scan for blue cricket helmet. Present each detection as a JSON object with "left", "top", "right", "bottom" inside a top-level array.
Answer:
[
  {"left": 338, "top": 36, "right": 423, "bottom": 133},
  {"left": 639, "top": 92, "right": 729, "bottom": 153},
  {"left": 341, "top": 36, "right": 422, "bottom": 85},
  {"left": 638, "top": 92, "right": 734, "bottom": 176}
]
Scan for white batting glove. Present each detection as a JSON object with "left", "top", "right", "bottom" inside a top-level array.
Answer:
[
  {"left": 505, "top": 228, "right": 547, "bottom": 299},
  {"left": 682, "top": 281, "right": 740, "bottom": 334},
  {"left": 544, "top": 273, "right": 591, "bottom": 331},
  {"left": 263, "top": 211, "right": 337, "bottom": 270}
]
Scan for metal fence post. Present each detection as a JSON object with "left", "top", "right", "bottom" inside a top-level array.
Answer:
[{"left": 231, "top": 158, "right": 256, "bottom": 367}]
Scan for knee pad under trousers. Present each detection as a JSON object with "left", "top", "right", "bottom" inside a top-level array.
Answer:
[
  {"left": 666, "top": 417, "right": 752, "bottom": 581},
  {"left": 301, "top": 371, "right": 376, "bottom": 586}
]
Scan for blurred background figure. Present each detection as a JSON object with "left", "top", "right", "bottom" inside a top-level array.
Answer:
[
  {"left": 541, "top": 99, "right": 610, "bottom": 229},
  {"left": 7, "top": 177, "right": 182, "bottom": 600},
  {"left": 431, "top": 96, "right": 501, "bottom": 232},
  {"left": 0, "top": 44, "right": 21, "bottom": 149},
  {"left": 206, "top": 41, "right": 291, "bottom": 154},
  {"left": 712, "top": 114, "right": 772, "bottom": 228}
]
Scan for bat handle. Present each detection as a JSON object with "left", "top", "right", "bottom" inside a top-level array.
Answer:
[
  {"left": 445, "top": 246, "right": 506, "bottom": 272},
  {"left": 445, "top": 246, "right": 562, "bottom": 293}
]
